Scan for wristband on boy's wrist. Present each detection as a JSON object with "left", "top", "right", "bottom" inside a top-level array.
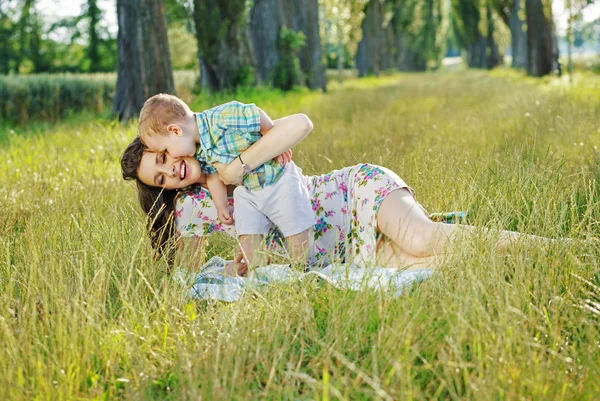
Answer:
[{"left": 238, "top": 154, "right": 251, "bottom": 175}]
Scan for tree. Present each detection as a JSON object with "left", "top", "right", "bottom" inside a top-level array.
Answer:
[
  {"left": 250, "top": 0, "right": 326, "bottom": 90},
  {"left": 392, "top": 0, "right": 447, "bottom": 71},
  {"left": 0, "top": 3, "right": 18, "bottom": 74},
  {"left": 491, "top": 0, "right": 527, "bottom": 69},
  {"left": 525, "top": 0, "right": 557, "bottom": 76},
  {"left": 565, "top": 0, "right": 594, "bottom": 81},
  {"left": 451, "top": 0, "right": 502, "bottom": 69},
  {"left": 112, "top": 0, "right": 175, "bottom": 121},
  {"left": 355, "top": 0, "right": 386, "bottom": 76},
  {"left": 319, "top": 0, "right": 368, "bottom": 81},
  {"left": 193, "top": 0, "right": 256, "bottom": 92},
  {"left": 85, "top": 0, "right": 101, "bottom": 72}
]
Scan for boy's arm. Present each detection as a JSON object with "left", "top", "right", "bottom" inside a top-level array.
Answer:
[
  {"left": 215, "top": 111, "right": 313, "bottom": 185},
  {"left": 206, "top": 174, "right": 233, "bottom": 225}
]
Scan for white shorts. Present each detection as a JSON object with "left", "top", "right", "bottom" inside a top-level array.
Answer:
[{"left": 233, "top": 161, "right": 314, "bottom": 237}]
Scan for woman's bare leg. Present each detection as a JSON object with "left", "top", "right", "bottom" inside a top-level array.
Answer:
[
  {"left": 239, "top": 234, "right": 266, "bottom": 267},
  {"left": 376, "top": 238, "right": 442, "bottom": 269},
  {"left": 376, "top": 189, "right": 553, "bottom": 258}
]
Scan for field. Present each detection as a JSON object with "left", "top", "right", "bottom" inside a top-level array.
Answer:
[{"left": 1, "top": 70, "right": 600, "bottom": 400}]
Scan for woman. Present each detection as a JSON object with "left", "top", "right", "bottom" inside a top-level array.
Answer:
[{"left": 122, "top": 114, "right": 551, "bottom": 275}]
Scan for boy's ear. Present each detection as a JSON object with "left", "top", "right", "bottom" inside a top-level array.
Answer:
[{"left": 167, "top": 124, "right": 183, "bottom": 137}]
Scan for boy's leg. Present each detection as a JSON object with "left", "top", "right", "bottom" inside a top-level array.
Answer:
[
  {"left": 238, "top": 234, "right": 266, "bottom": 267},
  {"left": 233, "top": 186, "right": 272, "bottom": 268},
  {"left": 262, "top": 163, "right": 315, "bottom": 265}
]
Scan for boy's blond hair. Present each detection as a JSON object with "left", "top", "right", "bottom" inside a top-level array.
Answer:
[{"left": 138, "top": 93, "right": 192, "bottom": 137}]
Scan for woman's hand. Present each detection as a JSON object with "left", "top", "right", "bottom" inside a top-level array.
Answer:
[
  {"left": 223, "top": 251, "right": 248, "bottom": 276},
  {"left": 212, "top": 149, "right": 293, "bottom": 185}
]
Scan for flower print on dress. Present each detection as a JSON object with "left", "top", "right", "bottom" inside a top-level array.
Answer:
[
  {"left": 339, "top": 181, "right": 348, "bottom": 202},
  {"left": 313, "top": 217, "right": 332, "bottom": 240},
  {"left": 203, "top": 221, "right": 224, "bottom": 235},
  {"left": 357, "top": 164, "right": 382, "bottom": 187},
  {"left": 325, "top": 191, "right": 338, "bottom": 200},
  {"left": 311, "top": 196, "right": 324, "bottom": 215},
  {"left": 175, "top": 163, "right": 420, "bottom": 269},
  {"left": 178, "top": 222, "right": 198, "bottom": 237},
  {"left": 372, "top": 184, "right": 400, "bottom": 211},
  {"left": 314, "top": 244, "right": 328, "bottom": 261}
]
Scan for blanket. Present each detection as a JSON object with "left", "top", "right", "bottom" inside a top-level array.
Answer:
[{"left": 174, "top": 257, "right": 434, "bottom": 302}]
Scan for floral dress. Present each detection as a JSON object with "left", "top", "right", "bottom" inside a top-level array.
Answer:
[{"left": 175, "top": 164, "right": 426, "bottom": 267}]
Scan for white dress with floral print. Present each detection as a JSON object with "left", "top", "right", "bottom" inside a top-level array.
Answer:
[{"left": 175, "top": 164, "right": 424, "bottom": 267}]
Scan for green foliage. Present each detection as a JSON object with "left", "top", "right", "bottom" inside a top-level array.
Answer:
[
  {"left": 319, "top": 0, "right": 369, "bottom": 67},
  {"left": 0, "top": 73, "right": 114, "bottom": 124},
  {"left": 451, "top": 0, "right": 504, "bottom": 69},
  {"left": 272, "top": 27, "right": 307, "bottom": 91},
  {"left": 0, "top": 71, "right": 198, "bottom": 125},
  {"left": 0, "top": 0, "right": 117, "bottom": 74},
  {"left": 168, "top": 23, "right": 199, "bottom": 70},
  {"left": 393, "top": 0, "right": 447, "bottom": 69}
]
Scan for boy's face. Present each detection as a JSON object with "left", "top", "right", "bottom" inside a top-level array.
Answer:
[{"left": 141, "top": 123, "right": 196, "bottom": 159}]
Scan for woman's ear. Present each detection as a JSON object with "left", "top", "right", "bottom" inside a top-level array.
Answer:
[{"left": 167, "top": 124, "right": 183, "bottom": 136}]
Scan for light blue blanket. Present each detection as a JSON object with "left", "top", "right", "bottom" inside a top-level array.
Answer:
[{"left": 174, "top": 257, "right": 434, "bottom": 302}]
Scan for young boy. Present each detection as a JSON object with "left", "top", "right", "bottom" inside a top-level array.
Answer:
[{"left": 138, "top": 93, "right": 314, "bottom": 265}]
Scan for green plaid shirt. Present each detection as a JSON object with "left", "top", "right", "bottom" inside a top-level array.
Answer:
[{"left": 195, "top": 101, "right": 284, "bottom": 191}]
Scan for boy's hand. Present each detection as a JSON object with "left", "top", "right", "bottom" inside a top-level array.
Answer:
[
  {"left": 223, "top": 251, "right": 248, "bottom": 276},
  {"left": 274, "top": 149, "right": 292, "bottom": 165},
  {"left": 213, "top": 159, "right": 245, "bottom": 185},
  {"left": 217, "top": 208, "right": 234, "bottom": 225}
]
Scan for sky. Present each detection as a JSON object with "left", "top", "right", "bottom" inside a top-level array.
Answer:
[
  {"left": 37, "top": 0, "right": 118, "bottom": 37},
  {"left": 37, "top": 0, "right": 600, "bottom": 38}
]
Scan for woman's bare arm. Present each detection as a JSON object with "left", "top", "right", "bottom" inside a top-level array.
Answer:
[
  {"left": 214, "top": 112, "right": 313, "bottom": 185},
  {"left": 175, "top": 237, "right": 206, "bottom": 272}
]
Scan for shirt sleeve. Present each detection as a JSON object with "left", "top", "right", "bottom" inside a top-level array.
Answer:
[
  {"left": 217, "top": 101, "right": 261, "bottom": 134},
  {"left": 175, "top": 187, "right": 236, "bottom": 238},
  {"left": 199, "top": 161, "right": 218, "bottom": 175}
]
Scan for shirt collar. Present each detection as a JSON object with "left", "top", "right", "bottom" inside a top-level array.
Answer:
[{"left": 195, "top": 112, "right": 212, "bottom": 155}]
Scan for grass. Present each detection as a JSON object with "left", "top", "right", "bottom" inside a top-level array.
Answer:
[{"left": 1, "top": 69, "right": 600, "bottom": 400}]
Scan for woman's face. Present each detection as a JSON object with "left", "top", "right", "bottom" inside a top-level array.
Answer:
[{"left": 138, "top": 151, "right": 204, "bottom": 189}]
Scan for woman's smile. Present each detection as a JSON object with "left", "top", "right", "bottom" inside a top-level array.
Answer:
[{"left": 179, "top": 160, "right": 187, "bottom": 180}]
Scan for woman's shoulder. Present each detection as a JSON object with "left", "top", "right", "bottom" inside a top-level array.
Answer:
[{"left": 176, "top": 185, "right": 211, "bottom": 205}]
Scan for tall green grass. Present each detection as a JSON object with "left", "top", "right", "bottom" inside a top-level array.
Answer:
[{"left": 0, "top": 70, "right": 599, "bottom": 400}]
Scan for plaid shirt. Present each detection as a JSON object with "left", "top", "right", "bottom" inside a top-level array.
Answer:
[{"left": 195, "top": 101, "right": 284, "bottom": 191}]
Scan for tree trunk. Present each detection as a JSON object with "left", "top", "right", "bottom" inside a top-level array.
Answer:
[
  {"left": 112, "top": 0, "right": 175, "bottom": 121},
  {"left": 249, "top": 0, "right": 280, "bottom": 85},
  {"left": 193, "top": 0, "right": 257, "bottom": 92},
  {"left": 295, "top": 0, "right": 325, "bottom": 90},
  {"left": 249, "top": 0, "right": 325, "bottom": 90},
  {"left": 87, "top": 0, "right": 101, "bottom": 72},
  {"left": 486, "top": 4, "right": 502, "bottom": 68},
  {"left": 525, "top": 0, "right": 555, "bottom": 77},
  {"left": 356, "top": 0, "right": 385, "bottom": 77},
  {"left": 508, "top": 0, "right": 527, "bottom": 68}
]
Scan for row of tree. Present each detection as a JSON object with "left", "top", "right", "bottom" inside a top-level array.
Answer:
[
  {"left": 2, "top": 0, "right": 597, "bottom": 119},
  {"left": 113, "top": 0, "right": 574, "bottom": 119},
  {"left": 0, "top": 0, "right": 117, "bottom": 73}
]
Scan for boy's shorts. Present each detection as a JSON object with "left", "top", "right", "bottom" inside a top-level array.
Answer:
[{"left": 233, "top": 161, "right": 314, "bottom": 237}]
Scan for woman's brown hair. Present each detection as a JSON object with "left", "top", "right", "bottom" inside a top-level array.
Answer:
[{"left": 121, "top": 136, "right": 179, "bottom": 262}]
